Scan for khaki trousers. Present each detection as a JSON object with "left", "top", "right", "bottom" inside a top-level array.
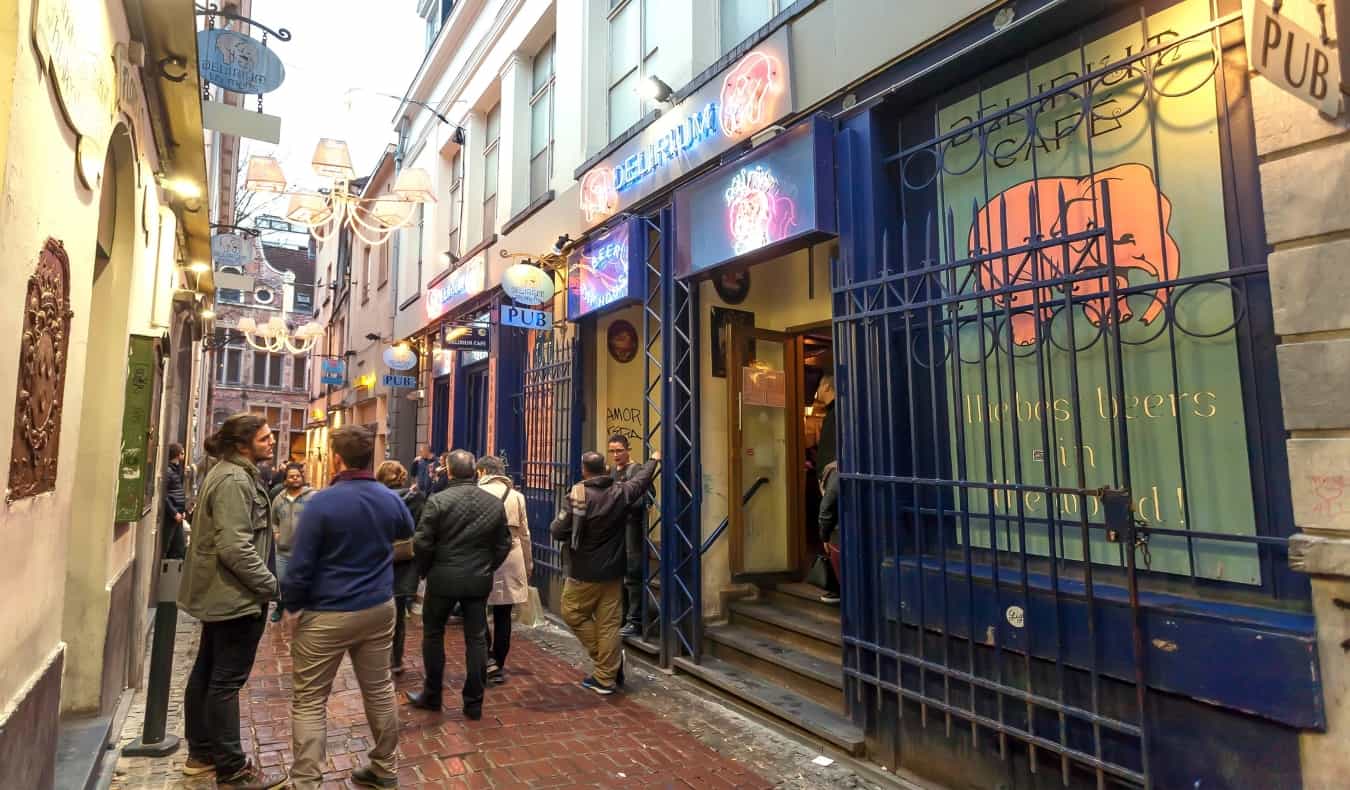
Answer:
[
  {"left": 561, "top": 578, "right": 623, "bottom": 686},
  {"left": 290, "top": 600, "right": 398, "bottom": 789}
]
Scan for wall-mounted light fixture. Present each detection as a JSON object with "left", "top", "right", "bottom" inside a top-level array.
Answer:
[{"left": 639, "top": 75, "right": 674, "bottom": 103}]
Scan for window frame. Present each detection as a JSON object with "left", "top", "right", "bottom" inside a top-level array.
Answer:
[
  {"left": 447, "top": 152, "right": 464, "bottom": 258},
  {"left": 606, "top": 0, "right": 661, "bottom": 141},
  {"left": 529, "top": 37, "right": 556, "bottom": 202},
  {"left": 719, "top": 0, "right": 781, "bottom": 55},
  {"left": 482, "top": 103, "right": 501, "bottom": 238}
]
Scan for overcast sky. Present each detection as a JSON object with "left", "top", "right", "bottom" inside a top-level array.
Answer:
[{"left": 241, "top": 0, "right": 426, "bottom": 213}]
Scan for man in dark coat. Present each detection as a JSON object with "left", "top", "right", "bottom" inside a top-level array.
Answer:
[
  {"left": 162, "top": 443, "right": 188, "bottom": 559},
  {"left": 405, "top": 449, "right": 510, "bottom": 719},
  {"left": 550, "top": 449, "right": 659, "bottom": 695}
]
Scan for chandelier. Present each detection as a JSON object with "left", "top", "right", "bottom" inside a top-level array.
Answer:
[
  {"left": 243, "top": 139, "right": 435, "bottom": 247},
  {"left": 235, "top": 316, "right": 326, "bottom": 355}
]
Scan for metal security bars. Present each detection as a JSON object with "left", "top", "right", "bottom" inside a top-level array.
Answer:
[
  {"left": 833, "top": 5, "right": 1297, "bottom": 787},
  {"left": 521, "top": 333, "right": 579, "bottom": 599}
]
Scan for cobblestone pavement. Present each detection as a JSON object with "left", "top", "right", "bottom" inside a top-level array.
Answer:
[{"left": 111, "top": 609, "right": 917, "bottom": 789}]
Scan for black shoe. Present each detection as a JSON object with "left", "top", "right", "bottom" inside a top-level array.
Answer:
[
  {"left": 620, "top": 623, "right": 641, "bottom": 638},
  {"left": 350, "top": 765, "right": 399, "bottom": 788},
  {"left": 403, "top": 690, "right": 442, "bottom": 711},
  {"left": 463, "top": 707, "right": 483, "bottom": 721}
]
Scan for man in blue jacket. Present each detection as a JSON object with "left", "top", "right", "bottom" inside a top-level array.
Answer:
[{"left": 281, "top": 425, "right": 414, "bottom": 790}]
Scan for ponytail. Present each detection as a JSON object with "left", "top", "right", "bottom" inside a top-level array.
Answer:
[{"left": 204, "top": 412, "right": 267, "bottom": 458}]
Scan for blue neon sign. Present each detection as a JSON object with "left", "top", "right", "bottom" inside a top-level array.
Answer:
[{"left": 613, "top": 104, "right": 719, "bottom": 193}]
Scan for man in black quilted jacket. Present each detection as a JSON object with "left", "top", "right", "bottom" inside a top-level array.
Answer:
[{"left": 404, "top": 449, "right": 510, "bottom": 719}]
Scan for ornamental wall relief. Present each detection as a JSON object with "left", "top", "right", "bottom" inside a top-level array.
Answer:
[{"left": 8, "top": 239, "right": 75, "bottom": 503}]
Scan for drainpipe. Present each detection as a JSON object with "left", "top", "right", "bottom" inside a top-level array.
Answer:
[{"left": 1337, "top": 0, "right": 1350, "bottom": 110}]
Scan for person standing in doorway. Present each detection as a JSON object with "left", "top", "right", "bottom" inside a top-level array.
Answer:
[
  {"left": 374, "top": 460, "right": 425, "bottom": 674},
  {"left": 162, "top": 443, "right": 188, "bottom": 559},
  {"left": 269, "top": 463, "right": 314, "bottom": 623},
  {"left": 476, "top": 456, "right": 532, "bottom": 684},
  {"left": 177, "top": 414, "right": 284, "bottom": 789},
  {"left": 410, "top": 444, "right": 435, "bottom": 493},
  {"left": 550, "top": 449, "right": 659, "bottom": 695},
  {"left": 282, "top": 425, "right": 414, "bottom": 790},
  {"left": 405, "top": 450, "right": 510, "bottom": 719},
  {"left": 608, "top": 435, "right": 650, "bottom": 639}
]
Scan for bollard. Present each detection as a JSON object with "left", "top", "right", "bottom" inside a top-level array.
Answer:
[{"left": 122, "top": 559, "right": 183, "bottom": 757}]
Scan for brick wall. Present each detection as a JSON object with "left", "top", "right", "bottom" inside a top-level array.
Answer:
[{"left": 1252, "top": 2, "right": 1350, "bottom": 783}]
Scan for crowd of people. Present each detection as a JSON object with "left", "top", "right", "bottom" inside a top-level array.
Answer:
[{"left": 168, "top": 413, "right": 658, "bottom": 789}]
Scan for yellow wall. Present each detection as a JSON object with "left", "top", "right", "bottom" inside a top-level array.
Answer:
[
  {"left": 698, "top": 243, "right": 833, "bottom": 614},
  {"left": 0, "top": 0, "right": 172, "bottom": 717}
]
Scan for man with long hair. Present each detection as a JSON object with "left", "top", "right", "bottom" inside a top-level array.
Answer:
[{"left": 177, "top": 413, "right": 285, "bottom": 789}]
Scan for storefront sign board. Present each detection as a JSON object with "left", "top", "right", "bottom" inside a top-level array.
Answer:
[
  {"left": 674, "top": 116, "right": 836, "bottom": 278},
  {"left": 442, "top": 325, "right": 490, "bottom": 352},
  {"left": 425, "top": 254, "right": 487, "bottom": 321},
  {"left": 1245, "top": 0, "right": 1341, "bottom": 116},
  {"left": 500, "top": 305, "right": 552, "bottom": 330},
  {"left": 197, "top": 28, "right": 287, "bottom": 94},
  {"left": 578, "top": 29, "right": 794, "bottom": 228},
  {"left": 567, "top": 218, "right": 648, "bottom": 320},
  {"left": 381, "top": 374, "right": 418, "bottom": 388}
]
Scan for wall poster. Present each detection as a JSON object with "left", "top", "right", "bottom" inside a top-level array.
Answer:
[{"left": 932, "top": 0, "right": 1260, "bottom": 583}]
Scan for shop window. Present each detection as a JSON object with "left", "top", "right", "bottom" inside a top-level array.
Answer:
[
  {"left": 530, "top": 37, "right": 556, "bottom": 202},
  {"left": 607, "top": 0, "right": 663, "bottom": 140},
  {"left": 720, "top": 0, "right": 778, "bottom": 54},
  {"left": 483, "top": 103, "right": 500, "bottom": 238}
]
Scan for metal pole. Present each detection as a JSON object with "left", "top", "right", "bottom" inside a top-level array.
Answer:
[{"left": 121, "top": 559, "right": 183, "bottom": 757}]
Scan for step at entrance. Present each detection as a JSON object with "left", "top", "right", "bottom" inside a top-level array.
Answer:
[{"left": 680, "top": 583, "right": 860, "bottom": 754}]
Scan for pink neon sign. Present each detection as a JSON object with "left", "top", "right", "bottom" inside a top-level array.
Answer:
[
  {"left": 720, "top": 52, "right": 783, "bottom": 137},
  {"left": 724, "top": 165, "right": 797, "bottom": 256}
]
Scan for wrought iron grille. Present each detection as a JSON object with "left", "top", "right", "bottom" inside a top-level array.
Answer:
[
  {"left": 834, "top": 6, "right": 1294, "bottom": 787},
  {"left": 521, "top": 332, "right": 578, "bottom": 595}
]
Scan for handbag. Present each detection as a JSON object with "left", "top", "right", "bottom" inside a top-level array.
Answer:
[
  {"left": 392, "top": 538, "right": 414, "bottom": 563},
  {"left": 805, "top": 553, "right": 832, "bottom": 589}
]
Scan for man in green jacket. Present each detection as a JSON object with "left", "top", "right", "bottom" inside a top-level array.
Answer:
[{"left": 177, "top": 413, "right": 286, "bottom": 789}]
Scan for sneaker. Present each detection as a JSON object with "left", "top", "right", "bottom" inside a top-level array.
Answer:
[
  {"left": 487, "top": 666, "right": 506, "bottom": 685},
  {"left": 820, "top": 592, "right": 841, "bottom": 605},
  {"left": 350, "top": 764, "right": 399, "bottom": 788},
  {"left": 217, "top": 760, "right": 287, "bottom": 789},
  {"left": 268, "top": 608, "right": 282, "bottom": 623},
  {"left": 181, "top": 756, "right": 215, "bottom": 776},
  {"left": 581, "top": 676, "right": 616, "bottom": 696},
  {"left": 619, "top": 623, "right": 641, "bottom": 638}
]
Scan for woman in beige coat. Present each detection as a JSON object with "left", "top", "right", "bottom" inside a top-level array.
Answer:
[{"left": 475, "top": 455, "right": 532, "bottom": 684}]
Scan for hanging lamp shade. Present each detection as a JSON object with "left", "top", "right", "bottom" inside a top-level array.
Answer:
[
  {"left": 392, "top": 167, "right": 436, "bottom": 203},
  {"left": 286, "top": 194, "right": 332, "bottom": 225},
  {"left": 244, "top": 155, "right": 288, "bottom": 193},
  {"left": 311, "top": 138, "right": 356, "bottom": 180},
  {"left": 372, "top": 196, "right": 415, "bottom": 227}
]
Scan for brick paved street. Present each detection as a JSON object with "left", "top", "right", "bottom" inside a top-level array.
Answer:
[{"left": 111, "top": 610, "right": 909, "bottom": 789}]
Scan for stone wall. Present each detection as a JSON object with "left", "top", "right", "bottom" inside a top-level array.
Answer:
[{"left": 1253, "top": 2, "right": 1350, "bottom": 785}]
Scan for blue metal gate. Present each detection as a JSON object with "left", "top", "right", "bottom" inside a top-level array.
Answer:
[
  {"left": 833, "top": 7, "right": 1308, "bottom": 787},
  {"left": 520, "top": 333, "right": 579, "bottom": 602}
]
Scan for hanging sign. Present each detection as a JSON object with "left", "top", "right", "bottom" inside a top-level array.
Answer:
[
  {"left": 1245, "top": 0, "right": 1341, "bottom": 117},
  {"left": 567, "top": 218, "right": 648, "bottom": 320},
  {"left": 425, "top": 254, "right": 487, "bottom": 320},
  {"left": 577, "top": 28, "right": 794, "bottom": 228},
  {"left": 501, "top": 262, "right": 555, "bottom": 305},
  {"left": 382, "top": 344, "right": 418, "bottom": 370},
  {"left": 211, "top": 232, "right": 251, "bottom": 266},
  {"left": 33, "top": 0, "right": 117, "bottom": 188},
  {"left": 442, "top": 324, "right": 490, "bottom": 352},
  {"left": 197, "top": 29, "right": 287, "bottom": 94},
  {"left": 382, "top": 374, "right": 418, "bottom": 388},
  {"left": 674, "top": 115, "right": 836, "bottom": 278},
  {"left": 500, "top": 305, "right": 551, "bottom": 330},
  {"left": 319, "top": 358, "right": 346, "bottom": 386}
]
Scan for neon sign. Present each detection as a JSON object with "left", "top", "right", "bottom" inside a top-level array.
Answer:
[
  {"left": 425, "top": 254, "right": 486, "bottom": 321},
  {"left": 567, "top": 219, "right": 647, "bottom": 320},
  {"left": 577, "top": 29, "right": 793, "bottom": 227},
  {"left": 724, "top": 165, "right": 797, "bottom": 256}
]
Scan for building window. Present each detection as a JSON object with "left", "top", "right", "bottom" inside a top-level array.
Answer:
[
  {"left": 362, "top": 246, "right": 371, "bottom": 303},
  {"left": 291, "top": 407, "right": 307, "bottom": 430},
  {"left": 253, "top": 287, "right": 274, "bottom": 305},
  {"left": 447, "top": 152, "right": 463, "bottom": 258},
  {"left": 483, "top": 103, "right": 500, "bottom": 238},
  {"left": 217, "top": 265, "right": 244, "bottom": 303},
  {"left": 607, "top": 0, "right": 662, "bottom": 140},
  {"left": 215, "top": 330, "right": 243, "bottom": 385},
  {"left": 377, "top": 243, "right": 389, "bottom": 287},
  {"left": 252, "top": 351, "right": 285, "bottom": 388},
  {"left": 293, "top": 356, "right": 308, "bottom": 391},
  {"left": 720, "top": 0, "right": 778, "bottom": 54},
  {"left": 530, "top": 37, "right": 556, "bottom": 202}
]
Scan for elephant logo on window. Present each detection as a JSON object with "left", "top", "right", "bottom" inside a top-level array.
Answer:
[
  {"left": 216, "top": 32, "right": 259, "bottom": 71},
  {"left": 968, "top": 164, "right": 1181, "bottom": 347}
]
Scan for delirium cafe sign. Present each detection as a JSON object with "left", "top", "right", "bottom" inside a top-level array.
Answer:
[{"left": 578, "top": 29, "right": 794, "bottom": 228}]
